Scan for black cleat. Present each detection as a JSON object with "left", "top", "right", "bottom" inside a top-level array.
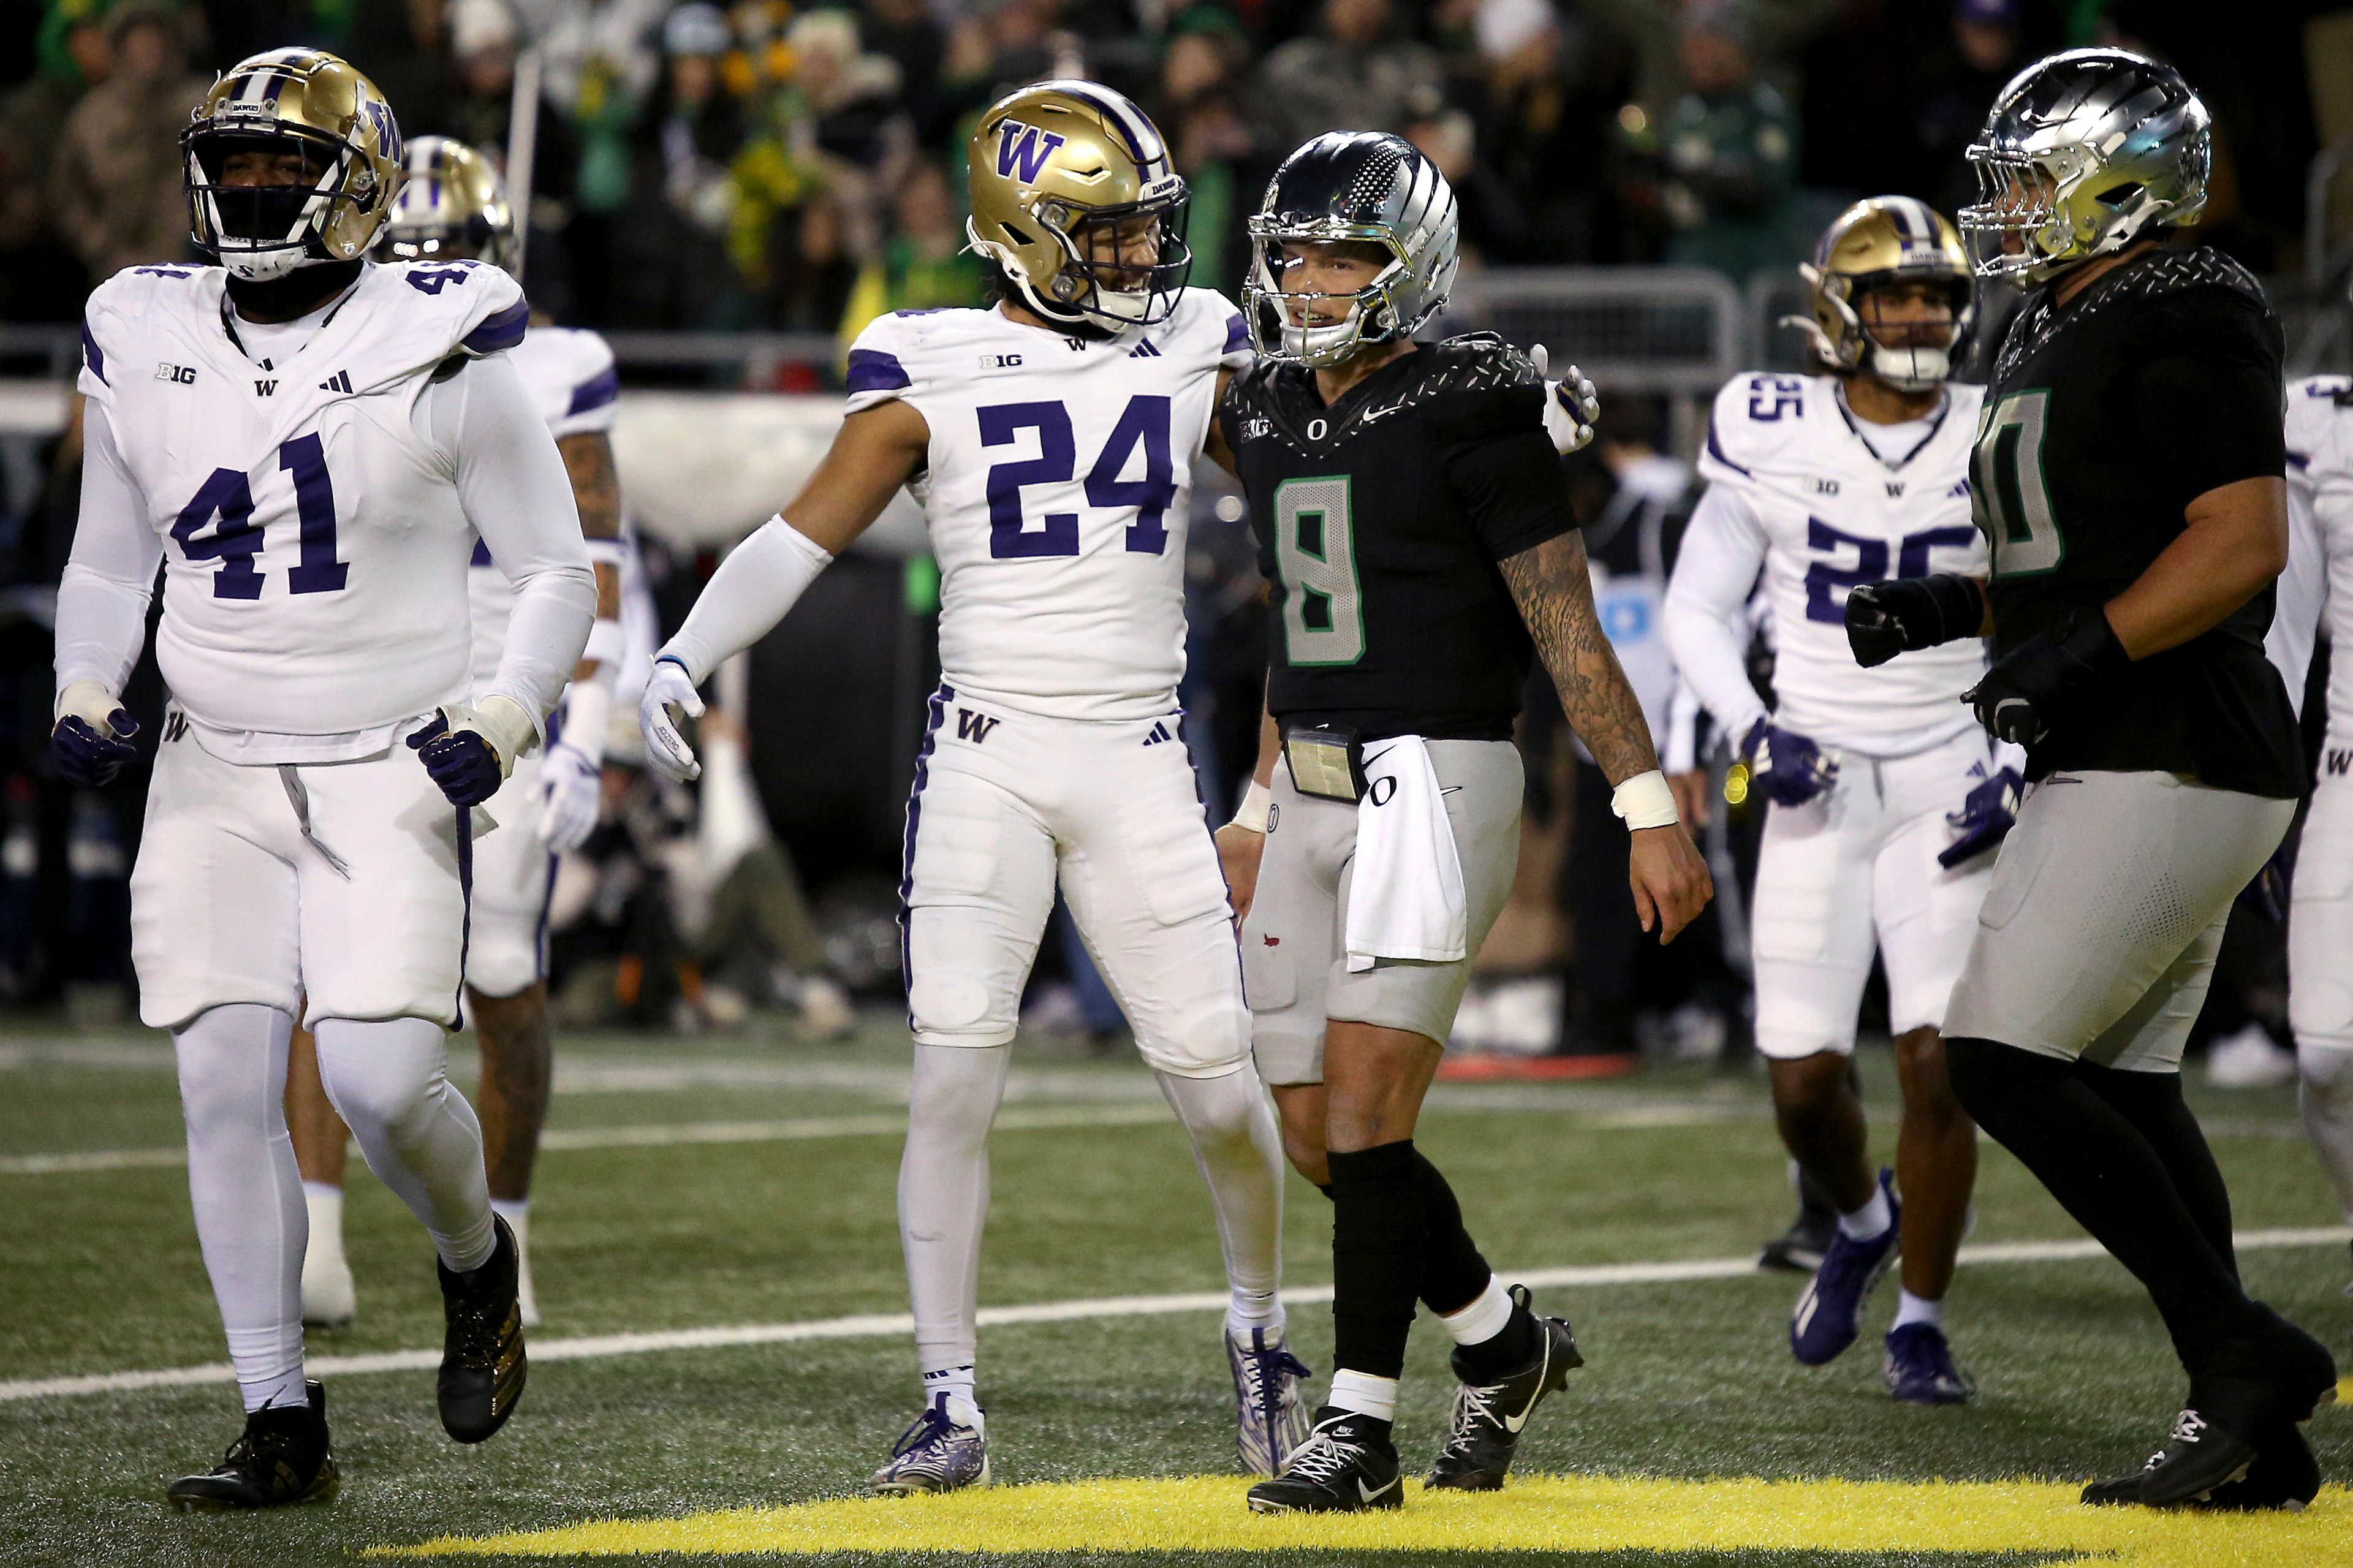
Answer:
[
  {"left": 1246, "top": 1407, "right": 1403, "bottom": 1513},
  {"left": 2197, "top": 1421, "right": 2322, "bottom": 1513},
  {"left": 437, "top": 1214, "right": 527, "bottom": 1444},
  {"left": 2082, "top": 1407, "right": 2257, "bottom": 1507},
  {"left": 1758, "top": 1165, "right": 1838, "bottom": 1274},
  {"left": 165, "top": 1382, "right": 338, "bottom": 1511},
  {"left": 1426, "top": 1286, "right": 1582, "bottom": 1491}
]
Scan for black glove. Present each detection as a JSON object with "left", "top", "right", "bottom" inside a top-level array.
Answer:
[
  {"left": 1961, "top": 607, "right": 2128, "bottom": 747},
  {"left": 1844, "top": 573, "right": 1985, "bottom": 668},
  {"left": 407, "top": 713, "right": 504, "bottom": 808},
  {"left": 52, "top": 709, "right": 140, "bottom": 787}
]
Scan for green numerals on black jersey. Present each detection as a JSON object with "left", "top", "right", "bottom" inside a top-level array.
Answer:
[
  {"left": 1273, "top": 475, "right": 1363, "bottom": 665},
  {"left": 1971, "top": 389, "right": 2063, "bottom": 577}
]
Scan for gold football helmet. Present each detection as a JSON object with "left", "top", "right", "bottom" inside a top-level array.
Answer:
[
  {"left": 964, "top": 80, "right": 1190, "bottom": 333},
  {"left": 377, "top": 136, "right": 516, "bottom": 272},
  {"left": 1787, "top": 197, "right": 1972, "bottom": 394},
  {"left": 183, "top": 47, "right": 403, "bottom": 282}
]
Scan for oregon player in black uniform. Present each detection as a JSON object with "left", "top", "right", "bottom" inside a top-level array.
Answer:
[
  {"left": 1212, "top": 132, "right": 1712, "bottom": 1513},
  {"left": 1846, "top": 50, "right": 2336, "bottom": 1509}
]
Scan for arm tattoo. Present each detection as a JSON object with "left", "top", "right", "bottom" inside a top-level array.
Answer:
[
  {"left": 558, "top": 432, "right": 622, "bottom": 540},
  {"left": 1498, "top": 530, "right": 1662, "bottom": 785}
]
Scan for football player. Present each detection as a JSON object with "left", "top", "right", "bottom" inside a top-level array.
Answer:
[
  {"left": 1849, "top": 48, "right": 2337, "bottom": 1506},
  {"left": 2282, "top": 374, "right": 2353, "bottom": 1302},
  {"left": 1665, "top": 197, "right": 2006, "bottom": 1406},
  {"left": 638, "top": 81, "right": 1309, "bottom": 1492},
  {"left": 51, "top": 50, "right": 594, "bottom": 1506},
  {"left": 285, "top": 135, "right": 627, "bottom": 1333},
  {"left": 1217, "top": 132, "right": 1712, "bottom": 1513}
]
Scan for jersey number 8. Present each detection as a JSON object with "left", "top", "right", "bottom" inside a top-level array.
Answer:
[{"left": 1272, "top": 476, "right": 1361, "bottom": 666}]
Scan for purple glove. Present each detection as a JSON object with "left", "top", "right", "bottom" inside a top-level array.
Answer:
[
  {"left": 1742, "top": 719, "right": 1838, "bottom": 807},
  {"left": 53, "top": 709, "right": 140, "bottom": 787},
  {"left": 407, "top": 714, "right": 504, "bottom": 809},
  {"left": 1939, "top": 765, "right": 2021, "bottom": 869}
]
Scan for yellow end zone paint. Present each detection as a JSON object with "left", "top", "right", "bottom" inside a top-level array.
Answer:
[{"left": 376, "top": 1474, "right": 2353, "bottom": 1566}]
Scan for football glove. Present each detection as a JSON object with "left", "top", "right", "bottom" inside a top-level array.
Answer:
[
  {"left": 51, "top": 680, "right": 139, "bottom": 788},
  {"left": 1844, "top": 573, "right": 1985, "bottom": 668},
  {"left": 1938, "top": 765, "right": 2021, "bottom": 869},
  {"left": 1531, "top": 344, "right": 1599, "bottom": 455},
  {"left": 536, "top": 680, "right": 610, "bottom": 852},
  {"left": 1961, "top": 607, "right": 2127, "bottom": 748},
  {"left": 640, "top": 655, "right": 705, "bottom": 783},
  {"left": 1741, "top": 718, "right": 1838, "bottom": 807},
  {"left": 409, "top": 694, "right": 537, "bottom": 810}
]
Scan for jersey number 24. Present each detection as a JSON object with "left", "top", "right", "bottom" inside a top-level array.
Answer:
[
  {"left": 172, "top": 434, "right": 347, "bottom": 599},
  {"left": 980, "top": 396, "right": 1176, "bottom": 559}
]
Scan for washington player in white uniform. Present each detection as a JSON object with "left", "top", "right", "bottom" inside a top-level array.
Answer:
[
  {"left": 50, "top": 52, "right": 594, "bottom": 1507},
  {"left": 1665, "top": 199, "right": 2006, "bottom": 1404},
  {"left": 638, "top": 81, "right": 1306, "bottom": 1492},
  {"left": 2282, "top": 374, "right": 2353, "bottom": 1282},
  {"left": 284, "top": 137, "right": 626, "bottom": 1334}
]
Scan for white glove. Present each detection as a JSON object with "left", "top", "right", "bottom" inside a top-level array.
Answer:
[
  {"left": 1531, "top": 344, "right": 1599, "bottom": 455},
  {"left": 639, "top": 654, "right": 704, "bottom": 782},
  {"left": 534, "top": 741, "right": 602, "bottom": 850}
]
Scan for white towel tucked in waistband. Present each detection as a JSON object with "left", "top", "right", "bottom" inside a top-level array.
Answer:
[{"left": 1344, "top": 735, "right": 1468, "bottom": 973}]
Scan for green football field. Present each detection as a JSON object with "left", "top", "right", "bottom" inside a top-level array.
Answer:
[{"left": 4, "top": 1014, "right": 2351, "bottom": 1567}]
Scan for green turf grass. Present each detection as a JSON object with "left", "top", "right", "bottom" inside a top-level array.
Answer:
[{"left": 2, "top": 1017, "right": 2346, "bottom": 1567}]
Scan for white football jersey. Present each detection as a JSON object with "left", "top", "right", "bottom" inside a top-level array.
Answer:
[
  {"left": 2285, "top": 376, "right": 2353, "bottom": 747},
  {"left": 78, "top": 258, "right": 529, "bottom": 737},
  {"left": 469, "top": 323, "right": 618, "bottom": 692},
  {"left": 843, "top": 288, "right": 1252, "bottom": 722},
  {"left": 1692, "top": 371, "right": 1988, "bottom": 756}
]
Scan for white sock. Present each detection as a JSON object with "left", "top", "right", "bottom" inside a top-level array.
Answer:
[
  {"left": 2298, "top": 1045, "right": 2353, "bottom": 1229},
  {"left": 1837, "top": 1181, "right": 1892, "bottom": 1241},
  {"left": 922, "top": 1362, "right": 977, "bottom": 1414},
  {"left": 1440, "top": 1276, "right": 1515, "bottom": 1347},
  {"left": 313, "top": 1016, "right": 494, "bottom": 1272},
  {"left": 1156, "top": 1067, "right": 1287, "bottom": 1339},
  {"left": 173, "top": 1004, "right": 308, "bottom": 1414},
  {"left": 1893, "top": 1289, "right": 1942, "bottom": 1331},
  {"left": 302, "top": 1183, "right": 345, "bottom": 1254},
  {"left": 1327, "top": 1369, "right": 1398, "bottom": 1423},
  {"left": 900, "top": 1044, "right": 1009, "bottom": 1377}
]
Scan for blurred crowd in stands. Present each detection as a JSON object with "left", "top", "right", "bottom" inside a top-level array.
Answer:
[
  {"left": 0, "top": 0, "right": 2330, "bottom": 1083},
  {"left": 0, "top": 0, "right": 2322, "bottom": 348}
]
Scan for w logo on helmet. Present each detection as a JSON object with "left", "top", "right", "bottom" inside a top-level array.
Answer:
[{"left": 995, "top": 121, "right": 1067, "bottom": 184}]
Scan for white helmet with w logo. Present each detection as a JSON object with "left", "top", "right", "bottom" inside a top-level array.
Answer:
[{"left": 964, "top": 81, "right": 1191, "bottom": 334}]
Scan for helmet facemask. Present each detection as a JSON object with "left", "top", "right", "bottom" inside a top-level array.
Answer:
[
  {"left": 1244, "top": 223, "right": 1414, "bottom": 368},
  {"left": 1020, "top": 185, "right": 1192, "bottom": 330},
  {"left": 186, "top": 126, "right": 370, "bottom": 282},
  {"left": 1836, "top": 275, "right": 1969, "bottom": 394}
]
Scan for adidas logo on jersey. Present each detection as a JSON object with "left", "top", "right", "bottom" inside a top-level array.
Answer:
[
  {"left": 1129, "top": 338, "right": 1161, "bottom": 358},
  {"left": 319, "top": 369, "right": 354, "bottom": 394},
  {"left": 154, "top": 362, "right": 196, "bottom": 385},
  {"left": 1142, "top": 722, "right": 1174, "bottom": 746}
]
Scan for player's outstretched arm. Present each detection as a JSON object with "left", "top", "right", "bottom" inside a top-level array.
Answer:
[
  {"left": 643, "top": 398, "right": 930, "bottom": 781},
  {"left": 51, "top": 401, "right": 157, "bottom": 787},
  {"left": 1499, "top": 529, "right": 1714, "bottom": 942}
]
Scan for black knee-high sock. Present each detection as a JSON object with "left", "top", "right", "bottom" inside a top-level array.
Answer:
[
  {"left": 2075, "top": 1060, "right": 2238, "bottom": 1281},
  {"left": 1411, "top": 1146, "right": 1493, "bottom": 1316},
  {"left": 1946, "top": 1037, "right": 2259, "bottom": 1365},
  {"left": 1327, "top": 1141, "right": 1424, "bottom": 1381}
]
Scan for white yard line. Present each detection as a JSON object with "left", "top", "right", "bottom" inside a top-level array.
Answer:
[{"left": 2, "top": 1227, "right": 2342, "bottom": 1405}]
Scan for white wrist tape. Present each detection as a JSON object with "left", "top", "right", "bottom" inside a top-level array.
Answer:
[
  {"left": 582, "top": 616, "right": 626, "bottom": 667},
  {"left": 558, "top": 678, "right": 612, "bottom": 765},
  {"left": 55, "top": 678, "right": 121, "bottom": 730},
  {"left": 1610, "top": 770, "right": 1680, "bottom": 831},
  {"left": 1230, "top": 779, "right": 1272, "bottom": 833}
]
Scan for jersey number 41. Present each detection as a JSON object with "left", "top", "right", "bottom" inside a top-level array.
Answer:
[{"left": 172, "top": 434, "right": 348, "bottom": 599}]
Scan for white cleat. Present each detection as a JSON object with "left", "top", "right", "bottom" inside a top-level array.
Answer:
[
  {"left": 870, "top": 1395, "right": 990, "bottom": 1494},
  {"left": 1228, "top": 1327, "right": 1313, "bottom": 1477}
]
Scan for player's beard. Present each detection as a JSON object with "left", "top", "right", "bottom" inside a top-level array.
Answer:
[{"left": 224, "top": 257, "right": 365, "bottom": 325}]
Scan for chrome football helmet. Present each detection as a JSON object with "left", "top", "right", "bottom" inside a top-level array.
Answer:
[
  {"left": 964, "top": 80, "right": 1191, "bottom": 333},
  {"left": 1789, "top": 196, "right": 1973, "bottom": 393},
  {"left": 1959, "top": 47, "right": 2209, "bottom": 285},
  {"left": 1244, "top": 131, "right": 1458, "bottom": 368},
  {"left": 377, "top": 135, "right": 516, "bottom": 272},
  {"left": 183, "top": 48, "right": 404, "bottom": 282}
]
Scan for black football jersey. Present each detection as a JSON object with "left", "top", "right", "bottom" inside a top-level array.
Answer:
[
  {"left": 1973, "top": 246, "right": 2302, "bottom": 797},
  {"left": 1222, "top": 336, "right": 1579, "bottom": 741}
]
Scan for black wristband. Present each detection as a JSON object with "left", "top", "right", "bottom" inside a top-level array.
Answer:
[
  {"left": 1916, "top": 573, "right": 1984, "bottom": 648},
  {"left": 2053, "top": 605, "right": 2129, "bottom": 685}
]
